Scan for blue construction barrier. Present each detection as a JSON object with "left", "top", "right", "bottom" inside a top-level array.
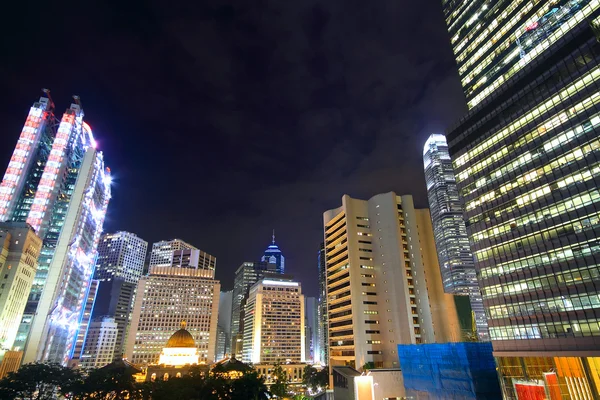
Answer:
[{"left": 397, "top": 342, "right": 501, "bottom": 400}]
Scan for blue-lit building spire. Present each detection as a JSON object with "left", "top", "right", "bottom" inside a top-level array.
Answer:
[{"left": 261, "top": 230, "right": 285, "bottom": 274}]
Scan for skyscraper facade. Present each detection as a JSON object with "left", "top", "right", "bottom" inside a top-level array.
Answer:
[
  {"left": 88, "top": 279, "right": 136, "bottom": 362},
  {"left": 230, "top": 261, "right": 276, "bottom": 356},
  {"left": 79, "top": 317, "right": 118, "bottom": 369},
  {"left": 69, "top": 280, "right": 99, "bottom": 368},
  {"left": 216, "top": 290, "right": 233, "bottom": 359},
  {"left": 323, "top": 193, "right": 464, "bottom": 371},
  {"left": 242, "top": 277, "right": 304, "bottom": 364},
  {"left": 305, "top": 296, "right": 319, "bottom": 363},
  {"left": 317, "top": 242, "right": 328, "bottom": 365},
  {"left": 0, "top": 223, "right": 42, "bottom": 353},
  {"left": 442, "top": 1, "right": 600, "bottom": 397},
  {"left": 125, "top": 248, "right": 220, "bottom": 366},
  {"left": 261, "top": 233, "right": 285, "bottom": 274},
  {"left": 94, "top": 231, "right": 148, "bottom": 283},
  {"left": 148, "top": 239, "right": 197, "bottom": 268},
  {"left": 0, "top": 95, "right": 111, "bottom": 365},
  {"left": 423, "top": 134, "right": 489, "bottom": 341},
  {"left": 81, "top": 231, "right": 148, "bottom": 362}
]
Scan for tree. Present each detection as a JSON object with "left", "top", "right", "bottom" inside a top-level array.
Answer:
[
  {"left": 72, "top": 363, "right": 142, "bottom": 399},
  {"left": 270, "top": 364, "right": 289, "bottom": 399},
  {"left": 0, "top": 360, "right": 271, "bottom": 400},
  {"left": 230, "top": 371, "right": 269, "bottom": 400},
  {"left": 0, "top": 362, "right": 82, "bottom": 400},
  {"left": 362, "top": 362, "right": 375, "bottom": 372},
  {"left": 314, "top": 367, "right": 328, "bottom": 391},
  {"left": 197, "top": 375, "right": 232, "bottom": 400},
  {"left": 148, "top": 368, "right": 268, "bottom": 400},
  {"left": 302, "top": 365, "right": 328, "bottom": 393},
  {"left": 150, "top": 375, "right": 202, "bottom": 400},
  {"left": 302, "top": 365, "right": 317, "bottom": 391}
]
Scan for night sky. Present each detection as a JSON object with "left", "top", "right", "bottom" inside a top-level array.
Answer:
[{"left": 0, "top": 0, "right": 466, "bottom": 296}]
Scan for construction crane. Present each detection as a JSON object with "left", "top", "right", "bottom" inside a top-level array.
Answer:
[{"left": 41, "top": 88, "right": 55, "bottom": 111}]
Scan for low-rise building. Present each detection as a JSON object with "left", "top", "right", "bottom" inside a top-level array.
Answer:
[{"left": 145, "top": 321, "right": 207, "bottom": 382}]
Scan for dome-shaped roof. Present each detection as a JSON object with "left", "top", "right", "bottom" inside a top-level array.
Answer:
[{"left": 166, "top": 321, "right": 196, "bottom": 348}]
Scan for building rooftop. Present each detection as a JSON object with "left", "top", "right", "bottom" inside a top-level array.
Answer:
[
  {"left": 165, "top": 321, "right": 196, "bottom": 348},
  {"left": 333, "top": 366, "right": 362, "bottom": 378}
]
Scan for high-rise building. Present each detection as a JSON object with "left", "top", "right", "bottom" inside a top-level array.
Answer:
[
  {"left": 305, "top": 297, "right": 319, "bottom": 363},
  {"left": 216, "top": 290, "right": 233, "bottom": 359},
  {"left": 0, "top": 94, "right": 111, "bottom": 365},
  {"left": 80, "top": 232, "right": 147, "bottom": 363},
  {"left": 323, "top": 193, "right": 464, "bottom": 371},
  {"left": 88, "top": 279, "right": 136, "bottom": 361},
  {"left": 69, "top": 280, "right": 99, "bottom": 368},
  {"left": 79, "top": 317, "right": 118, "bottom": 369},
  {"left": 94, "top": 232, "right": 147, "bottom": 284},
  {"left": 125, "top": 247, "right": 220, "bottom": 367},
  {"left": 230, "top": 261, "right": 275, "bottom": 356},
  {"left": 242, "top": 276, "right": 304, "bottom": 364},
  {"left": 148, "top": 239, "right": 197, "bottom": 268},
  {"left": 0, "top": 223, "right": 42, "bottom": 353},
  {"left": 261, "top": 232, "right": 285, "bottom": 274},
  {"left": 317, "top": 242, "right": 328, "bottom": 365},
  {"left": 423, "top": 134, "right": 488, "bottom": 341},
  {"left": 442, "top": 1, "right": 600, "bottom": 397}
]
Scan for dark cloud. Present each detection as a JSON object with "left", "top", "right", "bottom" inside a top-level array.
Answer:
[{"left": 0, "top": 0, "right": 465, "bottom": 295}]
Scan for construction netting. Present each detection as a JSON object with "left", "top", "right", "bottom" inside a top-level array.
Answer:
[{"left": 397, "top": 342, "right": 501, "bottom": 400}]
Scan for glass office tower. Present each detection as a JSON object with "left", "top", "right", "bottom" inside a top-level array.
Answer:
[
  {"left": 261, "top": 233, "right": 285, "bottom": 274},
  {"left": 317, "top": 242, "right": 328, "bottom": 365},
  {"left": 442, "top": 1, "right": 600, "bottom": 398},
  {"left": 423, "top": 133, "right": 489, "bottom": 341},
  {"left": 0, "top": 94, "right": 111, "bottom": 365}
]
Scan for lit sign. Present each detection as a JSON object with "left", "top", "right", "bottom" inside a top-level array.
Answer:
[{"left": 262, "top": 280, "right": 299, "bottom": 287}]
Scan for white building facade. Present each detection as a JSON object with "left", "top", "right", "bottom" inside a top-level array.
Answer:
[
  {"left": 242, "top": 277, "right": 304, "bottom": 364},
  {"left": 80, "top": 317, "right": 118, "bottom": 369},
  {"left": 0, "top": 223, "right": 41, "bottom": 353},
  {"left": 323, "top": 193, "right": 463, "bottom": 371},
  {"left": 126, "top": 253, "right": 220, "bottom": 366},
  {"left": 94, "top": 231, "right": 148, "bottom": 283}
]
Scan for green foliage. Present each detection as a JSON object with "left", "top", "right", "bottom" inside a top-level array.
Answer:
[
  {"left": 302, "top": 365, "right": 328, "bottom": 392},
  {"left": 148, "top": 371, "right": 269, "bottom": 400},
  {"left": 0, "top": 361, "right": 270, "bottom": 400},
  {"left": 229, "top": 371, "right": 269, "bottom": 400},
  {"left": 292, "top": 395, "right": 311, "bottom": 400},
  {"left": 270, "top": 363, "right": 289, "bottom": 399},
  {"left": 362, "top": 362, "right": 375, "bottom": 371},
  {"left": 150, "top": 376, "right": 200, "bottom": 400},
  {"left": 0, "top": 362, "right": 82, "bottom": 400},
  {"left": 71, "top": 366, "right": 143, "bottom": 399}
]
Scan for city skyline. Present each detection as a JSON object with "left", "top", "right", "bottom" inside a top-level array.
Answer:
[
  {"left": 0, "top": 95, "right": 439, "bottom": 298},
  {"left": 3, "top": 1, "right": 600, "bottom": 398},
  {"left": 0, "top": 0, "right": 459, "bottom": 298}
]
